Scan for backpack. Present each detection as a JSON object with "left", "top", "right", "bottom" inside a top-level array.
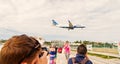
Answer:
[{"left": 71, "top": 57, "right": 88, "bottom": 64}]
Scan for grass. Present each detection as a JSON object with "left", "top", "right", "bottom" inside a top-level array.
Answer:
[
  {"left": 88, "top": 52, "right": 120, "bottom": 59},
  {"left": 92, "top": 48, "right": 119, "bottom": 54},
  {"left": 71, "top": 49, "right": 120, "bottom": 59}
]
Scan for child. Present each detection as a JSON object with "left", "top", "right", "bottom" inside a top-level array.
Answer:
[{"left": 49, "top": 45, "right": 56, "bottom": 64}]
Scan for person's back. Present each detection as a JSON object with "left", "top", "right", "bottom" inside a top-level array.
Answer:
[
  {"left": 68, "top": 44, "right": 93, "bottom": 64},
  {"left": 68, "top": 54, "right": 92, "bottom": 64}
]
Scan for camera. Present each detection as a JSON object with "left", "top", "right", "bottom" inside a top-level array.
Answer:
[
  {"left": 42, "top": 47, "right": 48, "bottom": 51},
  {"left": 39, "top": 47, "right": 49, "bottom": 58}
]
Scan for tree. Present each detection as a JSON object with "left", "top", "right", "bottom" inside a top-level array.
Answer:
[
  {"left": 0, "top": 39, "right": 7, "bottom": 43},
  {"left": 44, "top": 41, "right": 51, "bottom": 45},
  {"left": 83, "top": 40, "right": 90, "bottom": 45}
]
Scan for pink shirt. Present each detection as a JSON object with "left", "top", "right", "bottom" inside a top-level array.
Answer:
[{"left": 64, "top": 45, "right": 70, "bottom": 54}]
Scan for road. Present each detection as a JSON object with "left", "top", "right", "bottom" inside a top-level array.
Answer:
[{"left": 56, "top": 52, "right": 120, "bottom": 64}]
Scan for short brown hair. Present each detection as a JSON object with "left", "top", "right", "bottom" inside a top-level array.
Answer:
[
  {"left": 77, "top": 44, "right": 87, "bottom": 55},
  {"left": 0, "top": 34, "right": 41, "bottom": 64}
]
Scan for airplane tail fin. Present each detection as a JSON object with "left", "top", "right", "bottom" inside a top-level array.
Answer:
[{"left": 52, "top": 19, "right": 58, "bottom": 26}]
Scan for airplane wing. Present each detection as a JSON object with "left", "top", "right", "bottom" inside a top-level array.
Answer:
[{"left": 68, "top": 20, "right": 73, "bottom": 27}]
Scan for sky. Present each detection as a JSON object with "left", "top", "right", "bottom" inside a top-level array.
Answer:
[{"left": 0, "top": 0, "right": 120, "bottom": 42}]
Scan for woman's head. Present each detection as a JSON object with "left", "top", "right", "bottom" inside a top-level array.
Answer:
[
  {"left": 77, "top": 44, "right": 87, "bottom": 55},
  {"left": 64, "top": 41, "right": 69, "bottom": 45},
  {"left": 0, "top": 34, "right": 42, "bottom": 64}
]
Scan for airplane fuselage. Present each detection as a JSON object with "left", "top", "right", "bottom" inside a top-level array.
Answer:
[{"left": 52, "top": 19, "right": 86, "bottom": 30}]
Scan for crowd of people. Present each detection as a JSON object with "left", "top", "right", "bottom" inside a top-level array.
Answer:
[{"left": 0, "top": 34, "right": 92, "bottom": 64}]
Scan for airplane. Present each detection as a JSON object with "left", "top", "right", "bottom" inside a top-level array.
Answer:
[{"left": 52, "top": 19, "right": 85, "bottom": 30}]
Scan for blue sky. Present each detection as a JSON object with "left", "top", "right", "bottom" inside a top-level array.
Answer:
[{"left": 0, "top": 0, "right": 120, "bottom": 42}]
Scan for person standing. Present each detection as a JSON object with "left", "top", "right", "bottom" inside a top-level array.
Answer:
[
  {"left": 63, "top": 41, "right": 71, "bottom": 61},
  {"left": 54, "top": 45, "right": 58, "bottom": 62},
  {"left": 49, "top": 45, "right": 56, "bottom": 64},
  {"left": 68, "top": 44, "right": 93, "bottom": 64}
]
